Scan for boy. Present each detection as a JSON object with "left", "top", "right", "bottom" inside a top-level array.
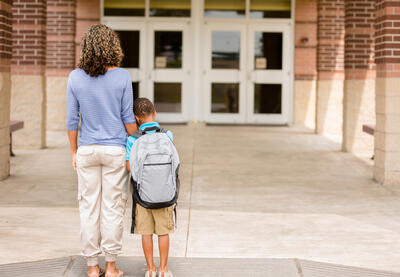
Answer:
[{"left": 126, "top": 98, "right": 174, "bottom": 277}]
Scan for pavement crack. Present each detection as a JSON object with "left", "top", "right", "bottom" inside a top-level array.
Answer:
[
  {"left": 184, "top": 124, "right": 197, "bottom": 257},
  {"left": 294, "top": 259, "right": 304, "bottom": 277},
  {"left": 62, "top": 256, "right": 76, "bottom": 277}
]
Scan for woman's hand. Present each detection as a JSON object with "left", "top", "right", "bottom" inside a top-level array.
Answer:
[
  {"left": 68, "top": 130, "right": 78, "bottom": 171},
  {"left": 72, "top": 153, "right": 77, "bottom": 171}
]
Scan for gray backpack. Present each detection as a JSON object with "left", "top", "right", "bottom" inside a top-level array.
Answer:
[{"left": 129, "top": 126, "right": 180, "bottom": 233}]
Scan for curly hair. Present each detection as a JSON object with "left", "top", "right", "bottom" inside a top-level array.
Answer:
[
  {"left": 78, "top": 24, "right": 123, "bottom": 77},
  {"left": 134, "top": 98, "right": 155, "bottom": 118}
]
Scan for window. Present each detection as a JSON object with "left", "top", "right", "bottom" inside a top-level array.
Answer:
[
  {"left": 154, "top": 83, "right": 182, "bottom": 113},
  {"left": 116, "top": 31, "right": 140, "bottom": 68},
  {"left": 211, "top": 83, "right": 239, "bottom": 113},
  {"left": 204, "top": 0, "right": 245, "bottom": 18},
  {"left": 154, "top": 31, "right": 182, "bottom": 69},
  {"left": 250, "top": 0, "right": 291, "bottom": 19},
  {"left": 104, "top": 0, "right": 145, "bottom": 16},
  {"left": 150, "top": 0, "right": 191, "bottom": 17}
]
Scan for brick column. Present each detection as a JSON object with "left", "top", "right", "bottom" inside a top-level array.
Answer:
[
  {"left": 294, "top": 0, "right": 318, "bottom": 129},
  {"left": 316, "top": 0, "right": 345, "bottom": 140},
  {"left": 46, "top": 0, "right": 75, "bottom": 131},
  {"left": 343, "top": 0, "right": 376, "bottom": 155},
  {"left": 75, "top": 0, "right": 99, "bottom": 66},
  {"left": 11, "top": 0, "right": 46, "bottom": 149},
  {"left": 374, "top": 0, "right": 400, "bottom": 185},
  {"left": 0, "top": 0, "right": 12, "bottom": 180}
]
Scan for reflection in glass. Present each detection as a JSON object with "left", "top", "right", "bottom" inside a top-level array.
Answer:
[
  {"left": 212, "top": 31, "right": 240, "bottom": 69},
  {"left": 150, "top": 0, "right": 191, "bottom": 17},
  {"left": 204, "top": 0, "right": 245, "bottom": 18},
  {"left": 254, "top": 32, "right": 282, "bottom": 70},
  {"left": 254, "top": 84, "right": 281, "bottom": 114},
  {"left": 211, "top": 83, "right": 239, "bottom": 113},
  {"left": 154, "top": 83, "right": 182, "bottom": 113},
  {"left": 154, "top": 31, "right": 182, "bottom": 68},
  {"left": 104, "top": 0, "right": 145, "bottom": 16},
  {"left": 132, "top": 82, "right": 139, "bottom": 101},
  {"left": 116, "top": 31, "right": 139, "bottom": 68},
  {"left": 250, "top": 0, "right": 291, "bottom": 18}
]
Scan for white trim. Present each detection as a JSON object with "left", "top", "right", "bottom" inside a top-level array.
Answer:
[{"left": 100, "top": 0, "right": 295, "bottom": 124}]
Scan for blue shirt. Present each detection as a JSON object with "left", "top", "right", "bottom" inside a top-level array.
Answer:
[
  {"left": 66, "top": 68, "right": 136, "bottom": 147},
  {"left": 126, "top": 122, "right": 173, "bottom": 160}
]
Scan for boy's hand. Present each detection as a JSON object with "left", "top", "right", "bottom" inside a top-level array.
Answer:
[{"left": 72, "top": 153, "right": 77, "bottom": 171}]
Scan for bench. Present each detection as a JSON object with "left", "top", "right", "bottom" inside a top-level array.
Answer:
[
  {"left": 362, "top": 124, "right": 375, "bottom": 136},
  {"left": 10, "top": 120, "right": 24, "bottom": 156},
  {"left": 362, "top": 123, "right": 375, "bottom": 160}
]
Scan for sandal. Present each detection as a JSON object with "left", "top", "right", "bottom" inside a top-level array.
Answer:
[
  {"left": 157, "top": 271, "right": 173, "bottom": 277},
  {"left": 105, "top": 269, "right": 124, "bottom": 277},
  {"left": 145, "top": 270, "right": 157, "bottom": 277},
  {"left": 87, "top": 267, "right": 105, "bottom": 277}
]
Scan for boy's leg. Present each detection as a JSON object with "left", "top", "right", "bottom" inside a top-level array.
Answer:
[
  {"left": 158, "top": 234, "right": 170, "bottom": 274},
  {"left": 142, "top": 235, "right": 156, "bottom": 273},
  {"left": 153, "top": 206, "right": 174, "bottom": 275}
]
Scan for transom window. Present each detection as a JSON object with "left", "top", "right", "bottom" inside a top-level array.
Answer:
[{"left": 103, "top": 0, "right": 291, "bottom": 19}]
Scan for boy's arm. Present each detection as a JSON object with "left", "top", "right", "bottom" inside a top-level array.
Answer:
[{"left": 125, "top": 136, "right": 136, "bottom": 172}]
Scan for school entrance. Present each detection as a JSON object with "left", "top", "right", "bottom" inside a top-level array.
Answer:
[{"left": 102, "top": 0, "right": 293, "bottom": 124}]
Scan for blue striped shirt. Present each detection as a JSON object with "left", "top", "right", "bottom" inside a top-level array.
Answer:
[
  {"left": 126, "top": 122, "right": 173, "bottom": 160},
  {"left": 66, "top": 68, "right": 136, "bottom": 147}
]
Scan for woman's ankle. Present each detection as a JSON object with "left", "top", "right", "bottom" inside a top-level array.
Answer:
[
  {"left": 158, "top": 266, "right": 168, "bottom": 272},
  {"left": 147, "top": 264, "right": 156, "bottom": 271}
]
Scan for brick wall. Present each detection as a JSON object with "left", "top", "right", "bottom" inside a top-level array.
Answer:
[
  {"left": 375, "top": 0, "right": 400, "bottom": 78},
  {"left": 75, "top": 0, "right": 99, "bottom": 66},
  {"left": 0, "top": 0, "right": 12, "bottom": 180},
  {"left": 317, "top": 0, "right": 345, "bottom": 80},
  {"left": 374, "top": 0, "right": 400, "bottom": 185},
  {"left": 295, "top": 0, "right": 318, "bottom": 81},
  {"left": 12, "top": 0, "right": 46, "bottom": 75},
  {"left": 46, "top": 0, "right": 76, "bottom": 76},
  {"left": 11, "top": 0, "right": 47, "bottom": 148},
  {"left": 345, "top": 0, "right": 375, "bottom": 80}
]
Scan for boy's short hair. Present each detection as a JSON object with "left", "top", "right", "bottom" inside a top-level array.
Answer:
[{"left": 134, "top": 97, "right": 155, "bottom": 118}]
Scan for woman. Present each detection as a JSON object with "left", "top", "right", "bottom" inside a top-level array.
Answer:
[{"left": 66, "top": 24, "right": 137, "bottom": 277}]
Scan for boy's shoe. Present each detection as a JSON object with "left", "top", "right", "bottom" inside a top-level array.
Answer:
[
  {"left": 145, "top": 270, "right": 157, "bottom": 277},
  {"left": 157, "top": 271, "right": 173, "bottom": 277}
]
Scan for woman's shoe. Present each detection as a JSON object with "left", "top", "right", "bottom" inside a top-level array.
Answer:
[
  {"left": 145, "top": 270, "right": 157, "bottom": 277},
  {"left": 157, "top": 271, "right": 173, "bottom": 277},
  {"left": 87, "top": 267, "right": 105, "bottom": 277}
]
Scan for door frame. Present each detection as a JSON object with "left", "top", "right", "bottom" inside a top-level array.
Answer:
[
  {"left": 246, "top": 22, "right": 292, "bottom": 124},
  {"left": 147, "top": 22, "right": 192, "bottom": 123},
  {"left": 202, "top": 22, "right": 247, "bottom": 123},
  {"left": 104, "top": 21, "right": 147, "bottom": 100}
]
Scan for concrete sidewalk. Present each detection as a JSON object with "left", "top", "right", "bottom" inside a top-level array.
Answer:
[
  {"left": 1, "top": 125, "right": 400, "bottom": 274},
  {"left": 1, "top": 256, "right": 400, "bottom": 277}
]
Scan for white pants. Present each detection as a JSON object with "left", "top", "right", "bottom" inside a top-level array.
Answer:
[{"left": 76, "top": 145, "right": 129, "bottom": 266}]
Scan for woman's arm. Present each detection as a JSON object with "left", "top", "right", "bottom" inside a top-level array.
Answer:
[
  {"left": 66, "top": 73, "right": 80, "bottom": 171},
  {"left": 125, "top": 122, "right": 138, "bottom": 135},
  {"left": 68, "top": 130, "right": 78, "bottom": 170}
]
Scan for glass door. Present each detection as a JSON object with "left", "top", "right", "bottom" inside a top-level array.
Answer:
[
  {"left": 246, "top": 23, "right": 291, "bottom": 124},
  {"left": 204, "top": 23, "right": 247, "bottom": 123},
  {"left": 147, "top": 22, "right": 190, "bottom": 123},
  {"left": 107, "top": 22, "right": 146, "bottom": 102}
]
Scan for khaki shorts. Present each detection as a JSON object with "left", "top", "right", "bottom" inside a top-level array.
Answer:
[{"left": 134, "top": 204, "right": 175, "bottom": 236}]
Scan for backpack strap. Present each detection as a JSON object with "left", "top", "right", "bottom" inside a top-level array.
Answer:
[
  {"left": 142, "top": 126, "right": 160, "bottom": 134},
  {"left": 159, "top": 128, "right": 168, "bottom": 134},
  {"left": 129, "top": 130, "right": 144, "bottom": 139},
  {"left": 132, "top": 126, "right": 168, "bottom": 137}
]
